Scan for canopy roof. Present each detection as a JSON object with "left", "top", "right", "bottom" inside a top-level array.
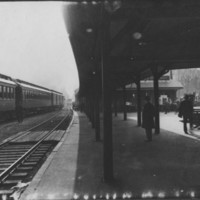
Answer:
[
  {"left": 64, "top": 0, "right": 200, "bottom": 96},
  {"left": 126, "top": 80, "right": 183, "bottom": 91}
]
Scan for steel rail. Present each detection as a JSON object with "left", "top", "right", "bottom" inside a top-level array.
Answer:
[{"left": 0, "top": 112, "right": 71, "bottom": 182}]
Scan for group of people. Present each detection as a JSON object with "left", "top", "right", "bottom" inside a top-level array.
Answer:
[{"left": 142, "top": 94, "right": 193, "bottom": 142}]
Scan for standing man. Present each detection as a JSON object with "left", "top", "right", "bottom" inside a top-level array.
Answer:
[
  {"left": 142, "top": 96, "right": 155, "bottom": 142},
  {"left": 178, "top": 95, "right": 193, "bottom": 134}
]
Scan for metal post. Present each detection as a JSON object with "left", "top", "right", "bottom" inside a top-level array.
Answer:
[
  {"left": 101, "top": 6, "right": 113, "bottom": 182},
  {"left": 91, "top": 97, "right": 95, "bottom": 128},
  {"left": 114, "top": 98, "right": 118, "bottom": 117},
  {"left": 123, "top": 85, "right": 127, "bottom": 120},
  {"left": 102, "top": 75, "right": 113, "bottom": 181},
  {"left": 136, "top": 78, "right": 142, "bottom": 126},
  {"left": 86, "top": 98, "right": 89, "bottom": 118},
  {"left": 94, "top": 74, "right": 101, "bottom": 141},
  {"left": 153, "top": 67, "right": 160, "bottom": 134},
  {"left": 88, "top": 98, "right": 91, "bottom": 121}
]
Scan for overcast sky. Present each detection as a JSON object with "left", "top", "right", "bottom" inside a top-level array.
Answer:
[{"left": 0, "top": 2, "right": 79, "bottom": 99}]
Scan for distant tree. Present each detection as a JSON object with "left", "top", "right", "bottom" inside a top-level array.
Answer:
[{"left": 174, "top": 69, "right": 200, "bottom": 94}]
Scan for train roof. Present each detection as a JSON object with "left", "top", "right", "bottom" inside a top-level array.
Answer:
[
  {"left": 0, "top": 74, "right": 64, "bottom": 95},
  {"left": 51, "top": 90, "right": 63, "bottom": 95},
  {"left": 16, "top": 79, "right": 51, "bottom": 90},
  {"left": 0, "top": 77, "right": 16, "bottom": 86},
  {"left": 19, "top": 82, "right": 52, "bottom": 93},
  {"left": 17, "top": 80, "right": 63, "bottom": 95}
]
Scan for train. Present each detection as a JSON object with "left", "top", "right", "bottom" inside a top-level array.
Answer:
[{"left": 0, "top": 73, "right": 64, "bottom": 122}]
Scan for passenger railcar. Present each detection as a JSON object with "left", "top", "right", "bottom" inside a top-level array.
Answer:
[
  {"left": 16, "top": 79, "right": 53, "bottom": 114},
  {"left": 51, "top": 90, "right": 64, "bottom": 109},
  {"left": 0, "top": 74, "right": 64, "bottom": 121}
]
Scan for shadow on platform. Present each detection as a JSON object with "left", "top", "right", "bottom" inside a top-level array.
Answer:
[{"left": 73, "top": 112, "right": 200, "bottom": 198}]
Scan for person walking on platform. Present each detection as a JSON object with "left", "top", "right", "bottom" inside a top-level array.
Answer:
[
  {"left": 178, "top": 95, "right": 193, "bottom": 134},
  {"left": 142, "top": 96, "right": 155, "bottom": 142}
]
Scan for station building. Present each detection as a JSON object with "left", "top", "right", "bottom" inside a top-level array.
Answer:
[{"left": 115, "top": 71, "right": 183, "bottom": 112}]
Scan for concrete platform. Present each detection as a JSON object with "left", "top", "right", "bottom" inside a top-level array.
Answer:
[{"left": 20, "top": 112, "right": 200, "bottom": 200}]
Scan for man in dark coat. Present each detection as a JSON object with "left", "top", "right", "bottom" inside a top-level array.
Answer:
[
  {"left": 142, "top": 96, "right": 155, "bottom": 142},
  {"left": 178, "top": 95, "right": 193, "bottom": 134}
]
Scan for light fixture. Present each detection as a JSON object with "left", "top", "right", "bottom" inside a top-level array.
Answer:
[
  {"left": 92, "top": 1, "right": 97, "bottom": 5},
  {"left": 86, "top": 28, "right": 93, "bottom": 33},
  {"left": 133, "top": 32, "right": 142, "bottom": 40},
  {"left": 82, "top": 1, "right": 88, "bottom": 4}
]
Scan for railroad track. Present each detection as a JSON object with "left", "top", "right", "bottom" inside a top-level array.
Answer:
[
  {"left": 0, "top": 110, "right": 63, "bottom": 146},
  {"left": 0, "top": 109, "right": 73, "bottom": 197}
]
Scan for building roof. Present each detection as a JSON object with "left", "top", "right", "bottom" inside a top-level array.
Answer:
[{"left": 125, "top": 80, "right": 183, "bottom": 90}]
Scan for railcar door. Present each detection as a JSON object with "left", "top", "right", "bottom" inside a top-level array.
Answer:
[{"left": 15, "top": 85, "right": 23, "bottom": 122}]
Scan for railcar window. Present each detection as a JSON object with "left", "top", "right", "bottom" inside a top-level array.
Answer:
[
  {"left": 7, "top": 87, "right": 9, "bottom": 99},
  {"left": 2, "top": 86, "right": 4, "bottom": 99},
  {"left": 9, "top": 87, "right": 11, "bottom": 99},
  {"left": 3, "top": 86, "right": 7, "bottom": 99},
  {"left": 0, "top": 86, "right": 2, "bottom": 99},
  {"left": 9, "top": 87, "right": 12, "bottom": 99},
  {"left": 8, "top": 87, "right": 11, "bottom": 99},
  {"left": 7, "top": 87, "right": 10, "bottom": 99},
  {"left": 10, "top": 88, "right": 14, "bottom": 99},
  {"left": 6, "top": 87, "right": 8, "bottom": 99},
  {"left": 6, "top": 87, "right": 9, "bottom": 99}
]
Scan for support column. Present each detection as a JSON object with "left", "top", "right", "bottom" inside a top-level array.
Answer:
[
  {"left": 136, "top": 78, "right": 142, "bottom": 126},
  {"left": 88, "top": 98, "right": 91, "bottom": 121},
  {"left": 94, "top": 74, "right": 100, "bottom": 141},
  {"left": 85, "top": 98, "right": 89, "bottom": 118},
  {"left": 91, "top": 96, "right": 95, "bottom": 129},
  {"left": 114, "top": 98, "right": 118, "bottom": 117},
  {"left": 102, "top": 75, "right": 113, "bottom": 181},
  {"left": 152, "top": 67, "right": 160, "bottom": 134},
  {"left": 123, "top": 85, "right": 127, "bottom": 120},
  {"left": 101, "top": 7, "right": 113, "bottom": 182}
]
